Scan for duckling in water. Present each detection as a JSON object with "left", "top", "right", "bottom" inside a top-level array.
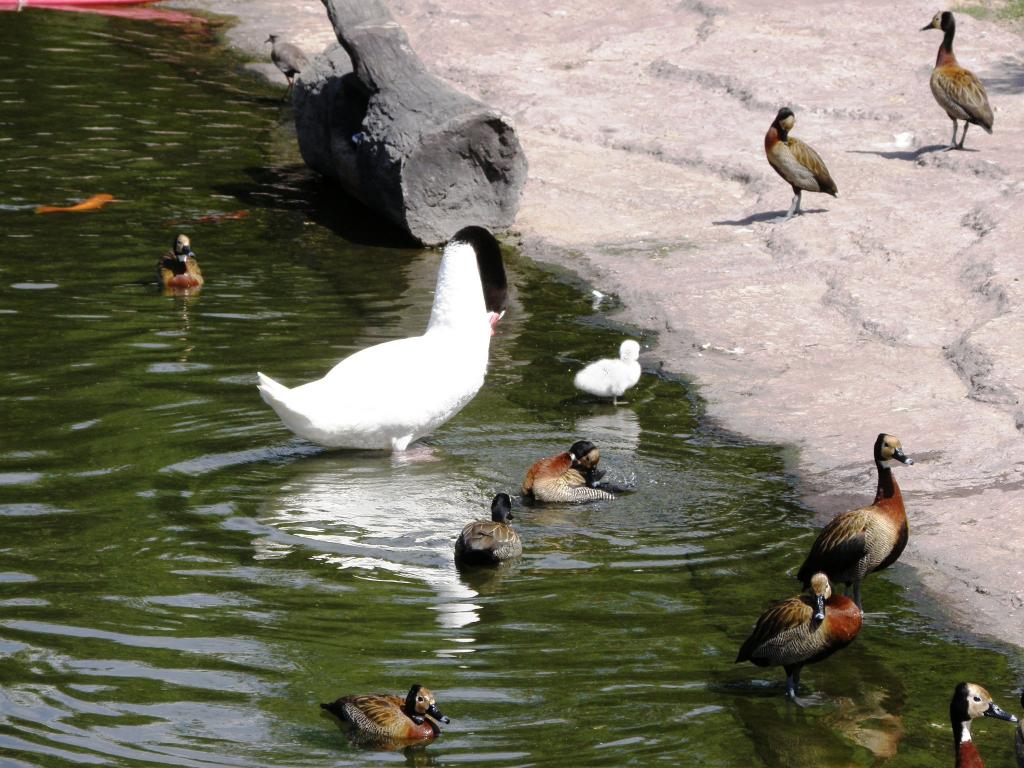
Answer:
[
  {"left": 764, "top": 107, "right": 837, "bottom": 221},
  {"left": 796, "top": 434, "right": 913, "bottom": 610},
  {"left": 947, "top": 682, "right": 1017, "bottom": 768},
  {"left": 574, "top": 339, "right": 642, "bottom": 405},
  {"left": 736, "top": 572, "right": 862, "bottom": 703},
  {"left": 320, "top": 684, "right": 450, "bottom": 745},
  {"left": 922, "top": 12, "right": 993, "bottom": 151},
  {"left": 522, "top": 440, "right": 615, "bottom": 503},
  {"left": 455, "top": 493, "right": 522, "bottom": 565},
  {"left": 158, "top": 234, "right": 203, "bottom": 291}
]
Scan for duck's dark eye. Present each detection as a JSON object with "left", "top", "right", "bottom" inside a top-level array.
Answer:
[{"left": 973, "top": 696, "right": 981, "bottom": 702}]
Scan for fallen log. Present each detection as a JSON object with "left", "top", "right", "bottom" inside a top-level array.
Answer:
[{"left": 294, "top": 0, "right": 528, "bottom": 245}]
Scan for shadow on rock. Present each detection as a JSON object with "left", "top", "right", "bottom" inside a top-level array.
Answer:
[
  {"left": 713, "top": 209, "right": 828, "bottom": 226},
  {"left": 847, "top": 145, "right": 960, "bottom": 161}
]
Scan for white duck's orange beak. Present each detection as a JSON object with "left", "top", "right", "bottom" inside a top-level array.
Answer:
[{"left": 488, "top": 310, "right": 505, "bottom": 335}]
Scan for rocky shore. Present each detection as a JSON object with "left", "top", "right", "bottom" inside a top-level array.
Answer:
[{"left": 174, "top": 0, "right": 1024, "bottom": 648}]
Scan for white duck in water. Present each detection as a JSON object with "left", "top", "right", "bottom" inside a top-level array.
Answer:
[
  {"left": 573, "top": 339, "right": 641, "bottom": 405},
  {"left": 256, "top": 226, "right": 508, "bottom": 451}
]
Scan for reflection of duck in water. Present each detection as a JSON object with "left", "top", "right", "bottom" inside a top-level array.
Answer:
[
  {"left": 321, "top": 684, "right": 450, "bottom": 747},
  {"left": 257, "top": 226, "right": 508, "bottom": 451},
  {"left": 522, "top": 440, "right": 615, "bottom": 503},
  {"left": 947, "top": 682, "right": 1016, "bottom": 768},
  {"left": 158, "top": 234, "right": 204, "bottom": 291},
  {"left": 455, "top": 493, "right": 522, "bottom": 566},
  {"left": 736, "top": 573, "right": 861, "bottom": 703}
]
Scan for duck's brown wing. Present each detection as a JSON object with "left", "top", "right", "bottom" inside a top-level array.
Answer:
[
  {"left": 931, "top": 65, "right": 993, "bottom": 131},
  {"left": 786, "top": 137, "right": 838, "bottom": 196},
  {"left": 340, "top": 695, "right": 406, "bottom": 737},
  {"left": 188, "top": 258, "right": 204, "bottom": 284},
  {"left": 796, "top": 508, "right": 870, "bottom": 586},
  {"left": 736, "top": 595, "right": 813, "bottom": 663},
  {"left": 458, "top": 521, "right": 522, "bottom": 560}
]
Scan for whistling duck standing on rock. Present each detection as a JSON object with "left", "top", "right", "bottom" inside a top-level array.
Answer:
[
  {"left": 257, "top": 226, "right": 507, "bottom": 451},
  {"left": 158, "top": 234, "right": 203, "bottom": 291},
  {"left": 764, "top": 107, "right": 838, "bottom": 221},
  {"left": 797, "top": 434, "right": 913, "bottom": 609},
  {"left": 922, "top": 12, "right": 994, "bottom": 151},
  {"left": 455, "top": 493, "right": 522, "bottom": 565},
  {"left": 266, "top": 34, "right": 310, "bottom": 94},
  {"left": 522, "top": 440, "right": 615, "bottom": 503},
  {"left": 320, "top": 684, "right": 451, "bottom": 745},
  {"left": 574, "top": 339, "right": 642, "bottom": 405},
  {"left": 736, "top": 572, "right": 862, "bottom": 703},
  {"left": 948, "top": 682, "right": 1017, "bottom": 768}
]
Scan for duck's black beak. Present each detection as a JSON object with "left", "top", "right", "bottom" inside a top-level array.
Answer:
[
  {"left": 984, "top": 701, "right": 1018, "bottom": 723},
  {"left": 893, "top": 448, "right": 913, "bottom": 465},
  {"left": 426, "top": 703, "right": 450, "bottom": 725},
  {"left": 814, "top": 594, "right": 826, "bottom": 623}
]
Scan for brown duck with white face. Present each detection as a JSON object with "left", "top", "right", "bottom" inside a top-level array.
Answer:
[
  {"left": 796, "top": 434, "right": 913, "bottom": 609},
  {"left": 455, "top": 493, "right": 523, "bottom": 565},
  {"left": 320, "top": 684, "right": 451, "bottom": 746},
  {"left": 948, "top": 682, "right": 1017, "bottom": 767},
  {"left": 921, "top": 11, "right": 993, "bottom": 151},
  {"left": 521, "top": 440, "right": 614, "bottom": 503},
  {"left": 764, "top": 107, "right": 838, "bottom": 221},
  {"left": 736, "top": 572, "right": 862, "bottom": 703},
  {"left": 158, "top": 234, "right": 203, "bottom": 291}
]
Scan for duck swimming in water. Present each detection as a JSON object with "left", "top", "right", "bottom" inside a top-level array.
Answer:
[
  {"left": 736, "top": 572, "right": 862, "bottom": 703},
  {"left": 455, "top": 493, "right": 522, "bottom": 565},
  {"left": 522, "top": 440, "right": 615, "bottom": 503},
  {"left": 764, "top": 107, "right": 837, "bottom": 221},
  {"left": 320, "top": 684, "right": 450, "bottom": 745},
  {"left": 947, "top": 682, "right": 1016, "bottom": 767},
  {"left": 257, "top": 226, "right": 507, "bottom": 451},
  {"left": 922, "top": 11, "right": 993, "bottom": 151},
  {"left": 158, "top": 234, "right": 203, "bottom": 290},
  {"left": 796, "top": 434, "right": 913, "bottom": 610},
  {"left": 574, "top": 339, "right": 642, "bottom": 405}
]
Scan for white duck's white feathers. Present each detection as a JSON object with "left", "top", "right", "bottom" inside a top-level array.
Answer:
[
  {"left": 574, "top": 339, "right": 641, "bottom": 403},
  {"left": 257, "top": 240, "right": 496, "bottom": 451}
]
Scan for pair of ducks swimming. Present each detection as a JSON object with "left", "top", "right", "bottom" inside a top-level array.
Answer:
[
  {"left": 737, "top": 433, "right": 913, "bottom": 702},
  {"left": 767, "top": 11, "right": 993, "bottom": 220},
  {"left": 454, "top": 439, "right": 622, "bottom": 565}
]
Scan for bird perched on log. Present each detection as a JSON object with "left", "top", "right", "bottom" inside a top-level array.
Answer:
[
  {"left": 157, "top": 234, "right": 203, "bottom": 291},
  {"left": 455, "top": 493, "right": 522, "bottom": 566},
  {"left": 736, "top": 572, "right": 862, "bottom": 703},
  {"left": 265, "top": 34, "right": 310, "bottom": 93},
  {"left": 574, "top": 339, "right": 642, "bottom": 406},
  {"left": 522, "top": 440, "right": 616, "bottom": 503},
  {"left": 764, "top": 107, "right": 837, "bottom": 221},
  {"left": 320, "top": 684, "right": 450, "bottom": 746},
  {"left": 796, "top": 434, "right": 913, "bottom": 609},
  {"left": 946, "top": 682, "right": 1017, "bottom": 768},
  {"left": 921, "top": 11, "right": 993, "bottom": 150}
]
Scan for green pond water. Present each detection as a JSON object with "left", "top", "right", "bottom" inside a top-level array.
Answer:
[{"left": 1, "top": 8, "right": 1022, "bottom": 768}]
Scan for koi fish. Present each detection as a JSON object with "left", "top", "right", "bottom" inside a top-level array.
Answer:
[{"left": 35, "top": 193, "right": 115, "bottom": 214}]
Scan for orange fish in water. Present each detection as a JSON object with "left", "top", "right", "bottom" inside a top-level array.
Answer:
[
  {"left": 195, "top": 210, "right": 249, "bottom": 223},
  {"left": 36, "top": 193, "right": 115, "bottom": 214}
]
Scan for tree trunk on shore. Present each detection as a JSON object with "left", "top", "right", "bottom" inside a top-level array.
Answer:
[{"left": 293, "top": 0, "right": 528, "bottom": 245}]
